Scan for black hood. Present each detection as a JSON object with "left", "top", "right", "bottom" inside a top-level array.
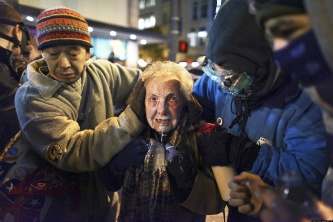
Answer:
[{"left": 205, "top": 0, "right": 284, "bottom": 99}]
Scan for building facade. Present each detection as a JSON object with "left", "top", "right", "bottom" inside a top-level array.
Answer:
[
  {"left": 138, "top": 0, "right": 219, "bottom": 67},
  {"left": 5, "top": 0, "right": 166, "bottom": 68}
]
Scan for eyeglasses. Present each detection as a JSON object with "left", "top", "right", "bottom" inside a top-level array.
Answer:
[{"left": 202, "top": 57, "right": 254, "bottom": 96}]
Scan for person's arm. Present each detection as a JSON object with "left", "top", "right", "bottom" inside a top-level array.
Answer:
[
  {"left": 251, "top": 93, "right": 327, "bottom": 193},
  {"left": 177, "top": 132, "right": 225, "bottom": 215},
  {"left": 15, "top": 70, "right": 146, "bottom": 173},
  {"left": 99, "top": 138, "right": 148, "bottom": 191}
]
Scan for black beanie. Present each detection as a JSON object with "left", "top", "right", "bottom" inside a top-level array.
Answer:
[
  {"left": 205, "top": 0, "right": 280, "bottom": 98},
  {"left": 252, "top": 0, "right": 305, "bottom": 27}
]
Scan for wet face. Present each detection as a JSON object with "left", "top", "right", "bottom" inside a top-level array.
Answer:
[
  {"left": 264, "top": 14, "right": 311, "bottom": 51},
  {"left": 42, "top": 45, "right": 90, "bottom": 84},
  {"left": 145, "top": 78, "right": 185, "bottom": 133}
]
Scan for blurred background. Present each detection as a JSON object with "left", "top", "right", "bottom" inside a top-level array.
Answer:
[{"left": 4, "top": 0, "right": 222, "bottom": 71}]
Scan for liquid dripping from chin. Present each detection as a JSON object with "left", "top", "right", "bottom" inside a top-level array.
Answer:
[{"left": 144, "top": 138, "right": 170, "bottom": 220}]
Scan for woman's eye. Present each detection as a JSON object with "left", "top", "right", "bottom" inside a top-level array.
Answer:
[
  {"left": 168, "top": 96, "right": 178, "bottom": 105},
  {"left": 148, "top": 97, "right": 158, "bottom": 105}
]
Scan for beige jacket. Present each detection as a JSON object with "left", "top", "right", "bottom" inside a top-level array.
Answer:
[{"left": 1, "top": 57, "right": 144, "bottom": 221}]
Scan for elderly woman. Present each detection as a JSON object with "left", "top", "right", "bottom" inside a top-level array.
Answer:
[{"left": 99, "top": 61, "right": 224, "bottom": 221}]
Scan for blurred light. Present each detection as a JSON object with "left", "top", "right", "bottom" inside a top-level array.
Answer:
[
  {"left": 138, "top": 59, "right": 148, "bottom": 68},
  {"left": 179, "top": 41, "right": 188, "bottom": 53},
  {"left": 198, "top": 31, "right": 207, "bottom": 38},
  {"left": 130, "top": 34, "right": 137, "bottom": 40},
  {"left": 119, "top": 55, "right": 126, "bottom": 60},
  {"left": 110, "top": 31, "right": 117, "bottom": 36},
  {"left": 26, "top": 16, "right": 34, "bottom": 22},
  {"left": 179, "top": 62, "right": 187, "bottom": 67},
  {"left": 138, "top": 18, "right": 144, "bottom": 30},
  {"left": 140, "top": 39, "right": 147, "bottom": 45},
  {"left": 88, "top": 27, "right": 93, "bottom": 32},
  {"left": 191, "top": 62, "right": 200, "bottom": 68},
  {"left": 216, "top": 0, "right": 222, "bottom": 15}
]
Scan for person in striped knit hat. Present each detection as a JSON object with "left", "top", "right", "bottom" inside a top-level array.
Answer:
[{"left": 0, "top": 6, "right": 148, "bottom": 222}]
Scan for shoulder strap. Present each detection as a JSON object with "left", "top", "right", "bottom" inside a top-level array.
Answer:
[{"left": 77, "top": 75, "right": 92, "bottom": 127}]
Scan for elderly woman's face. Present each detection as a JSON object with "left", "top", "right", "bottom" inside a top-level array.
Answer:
[{"left": 145, "top": 77, "right": 185, "bottom": 133}]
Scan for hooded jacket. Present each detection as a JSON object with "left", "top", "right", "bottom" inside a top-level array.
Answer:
[
  {"left": 205, "top": 0, "right": 285, "bottom": 99},
  {"left": 193, "top": 0, "right": 327, "bottom": 206}
]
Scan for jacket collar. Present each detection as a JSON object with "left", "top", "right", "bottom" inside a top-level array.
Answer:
[
  {"left": 26, "top": 59, "right": 64, "bottom": 99},
  {"left": 260, "top": 76, "right": 300, "bottom": 109}
]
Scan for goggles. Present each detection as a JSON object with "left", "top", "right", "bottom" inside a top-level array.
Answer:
[
  {"left": 202, "top": 58, "right": 254, "bottom": 96},
  {"left": 0, "top": 18, "right": 30, "bottom": 60},
  {"left": 0, "top": 18, "right": 30, "bottom": 46}
]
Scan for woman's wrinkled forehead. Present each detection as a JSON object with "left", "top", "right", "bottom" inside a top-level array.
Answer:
[{"left": 146, "top": 77, "right": 182, "bottom": 96}]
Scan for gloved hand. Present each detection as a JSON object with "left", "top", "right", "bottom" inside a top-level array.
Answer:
[
  {"left": 166, "top": 143, "right": 196, "bottom": 203},
  {"left": 127, "top": 79, "right": 146, "bottom": 123},
  {"left": 229, "top": 136, "right": 261, "bottom": 172},
  {"left": 110, "top": 137, "right": 148, "bottom": 173},
  {"left": 186, "top": 95, "right": 202, "bottom": 124},
  {"left": 99, "top": 138, "right": 148, "bottom": 191},
  {"left": 197, "top": 131, "right": 234, "bottom": 166}
]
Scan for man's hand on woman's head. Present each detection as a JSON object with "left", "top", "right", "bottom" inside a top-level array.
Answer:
[{"left": 127, "top": 79, "right": 146, "bottom": 123}]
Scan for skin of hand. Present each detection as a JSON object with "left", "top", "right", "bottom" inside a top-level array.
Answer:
[
  {"left": 228, "top": 172, "right": 267, "bottom": 216},
  {"left": 316, "top": 200, "right": 333, "bottom": 220}
]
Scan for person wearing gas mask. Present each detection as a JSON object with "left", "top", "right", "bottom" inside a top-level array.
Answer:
[
  {"left": 192, "top": 0, "right": 328, "bottom": 221},
  {"left": 0, "top": 1, "right": 30, "bottom": 150},
  {"left": 224, "top": 0, "right": 333, "bottom": 221}
]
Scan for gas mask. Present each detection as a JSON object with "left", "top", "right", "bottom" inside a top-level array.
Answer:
[
  {"left": 0, "top": 18, "right": 30, "bottom": 60},
  {"left": 202, "top": 57, "right": 254, "bottom": 96}
]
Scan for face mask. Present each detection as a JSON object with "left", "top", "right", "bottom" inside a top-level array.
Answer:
[
  {"left": 273, "top": 30, "right": 332, "bottom": 86},
  {"left": 202, "top": 58, "right": 254, "bottom": 96}
]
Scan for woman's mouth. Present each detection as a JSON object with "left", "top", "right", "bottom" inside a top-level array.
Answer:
[{"left": 155, "top": 119, "right": 170, "bottom": 125}]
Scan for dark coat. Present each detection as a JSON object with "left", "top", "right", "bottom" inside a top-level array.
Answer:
[{"left": 0, "top": 46, "right": 21, "bottom": 150}]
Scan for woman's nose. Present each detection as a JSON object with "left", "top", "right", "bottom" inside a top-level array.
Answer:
[{"left": 157, "top": 101, "right": 167, "bottom": 115}]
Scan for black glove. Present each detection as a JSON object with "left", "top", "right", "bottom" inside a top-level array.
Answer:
[
  {"left": 110, "top": 138, "right": 148, "bottom": 172},
  {"left": 166, "top": 143, "right": 196, "bottom": 203},
  {"left": 197, "top": 131, "right": 234, "bottom": 166},
  {"left": 186, "top": 95, "right": 202, "bottom": 125},
  {"left": 229, "top": 136, "right": 261, "bottom": 172},
  {"left": 127, "top": 79, "right": 146, "bottom": 123},
  {"left": 99, "top": 138, "right": 148, "bottom": 191}
]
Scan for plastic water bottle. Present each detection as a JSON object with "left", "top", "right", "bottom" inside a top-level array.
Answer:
[{"left": 322, "top": 167, "right": 333, "bottom": 207}]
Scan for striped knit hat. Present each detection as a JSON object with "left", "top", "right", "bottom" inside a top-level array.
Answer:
[{"left": 36, "top": 7, "right": 93, "bottom": 50}]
